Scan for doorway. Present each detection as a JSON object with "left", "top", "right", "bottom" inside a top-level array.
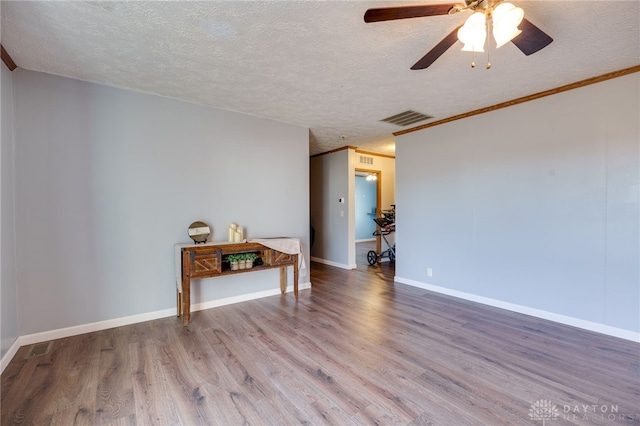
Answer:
[{"left": 355, "top": 169, "right": 381, "bottom": 266}]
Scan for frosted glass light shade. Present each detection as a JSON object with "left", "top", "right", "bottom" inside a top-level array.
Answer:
[
  {"left": 492, "top": 2, "right": 524, "bottom": 48},
  {"left": 494, "top": 26, "right": 522, "bottom": 48},
  {"left": 458, "top": 12, "right": 486, "bottom": 52}
]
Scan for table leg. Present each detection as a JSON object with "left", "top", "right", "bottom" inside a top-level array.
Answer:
[
  {"left": 294, "top": 256, "right": 299, "bottom": 299},
  {"left": 280, "top": 266, "right": 287, "bottom": 294},
  {"left": 182, "top": 276, "right": 190, "bottom": 326}
]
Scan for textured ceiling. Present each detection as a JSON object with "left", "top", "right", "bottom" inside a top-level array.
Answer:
[{"left": 1, "top": 1, "right": 639, "bottom": 156}]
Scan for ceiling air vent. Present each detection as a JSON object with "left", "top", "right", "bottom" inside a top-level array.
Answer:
[
  {"left": 359, "top": 155, "right": 374, "bottom": 165},
  {"left": 381, "top": 110, "right": 433, "bottom": 127}
]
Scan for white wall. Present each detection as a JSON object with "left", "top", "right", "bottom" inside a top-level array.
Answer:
[
  {"left": 12, "top": 70, "right": 309, "bottom": 336},
  {"left": 396, "top": 73, "right": 639, "bottom": 337},
  {"left": 1, "top": 62, "right": 18, "bottom": 359},
  {"left": 310, "top": 149, "right": 352, "bottom": 267}
]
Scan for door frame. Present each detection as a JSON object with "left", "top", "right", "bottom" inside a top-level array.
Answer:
[{"left": 355, "top": 168, "right": 382, "bottom": 256}]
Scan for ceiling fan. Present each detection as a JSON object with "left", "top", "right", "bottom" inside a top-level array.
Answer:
[{"left": 364, "top": 0, "right": 553, "bottom": 70}]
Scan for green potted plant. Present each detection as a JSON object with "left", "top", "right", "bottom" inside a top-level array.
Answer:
[
  {"left": 227, "top": 253, "right": 260, "bottom": 270},
  {"left": 227, "top": 254, "right": 242, "bottom": 271},
  {"left": 243, "top": 252, "right": 259, "bottom": 269}
]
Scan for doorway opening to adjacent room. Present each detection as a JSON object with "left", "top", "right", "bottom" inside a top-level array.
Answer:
[{"left": 355, "top": 169, "right": 381, "bottom": 267}]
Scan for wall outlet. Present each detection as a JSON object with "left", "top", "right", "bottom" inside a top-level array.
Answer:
[{"left": 427, "top": 268, "right": 433, "bottom": 277}]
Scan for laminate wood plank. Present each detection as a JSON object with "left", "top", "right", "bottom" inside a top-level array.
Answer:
[
  {"left": 281, "top": 328, "right": 424, "bottom": 420},
  {"left": 370, "top": 367, "right": 482, "bottom": 426},
  {"left": 264, "top": 334, "right": 392, "bottom": 413},
  {"left": 450, "top": 324, "right": 638, "bottom": 408},
  {"left": 37, "top": 335, "right": 101, "bottom": 425},
  {"left": 94, "top": 329, "right": 136, "bottom": 426},
  {"left": 2, "top": 334, "right": 101, "bottom": 425},
  {"left": 309, "top": 395, "right": 361, "bottom": 426},
  {"left": 46, "top": 403, "right": 96, "bottom": 425},
  {"left": 0, "top": 346, "right": 31, "bottom": 398},
  {"left": 2, "top": 261, "right": 639, "bottom": 425},
  {"left": 201, "top": 328, "right": 272, "bottom": 402},
  {"left": 210, "top": 387, "right": 274, "bottom": 425},
  {"left": 1, "top": 359, "right": 56, "bottom": 424},
  {"left": 172, "top": 328, "right": 224, "bottom": 390},
  {"left": 254, "top": 324, "right": 373, "bottom": 416},
  {"left": 233, "top": 331, "right": 321, "bottom": 409},
  {"left": 253, "top": 389, "right": 318, "bottom": 425},
  {"left": 351, "top": 400, "right": 414, "bottom": 425},
  {"left": 130, "top": 341, "right": 182, "bottom": 425},
  {"left": 1, "top": 355, "right": 48, "bottom": 424},
  {"left": 156, "top": 329, "right": 229, "bottom": 425}
]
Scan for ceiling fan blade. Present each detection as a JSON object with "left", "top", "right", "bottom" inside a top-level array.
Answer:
[
  {"left": 364, "top": 4, "right": 459, "bottom": 23},
  {"left": 411, "top": 26, "right": 461, "bottom": 70},
  {"left": 511, "top": 18, "right": 553, "bottom": 56}
]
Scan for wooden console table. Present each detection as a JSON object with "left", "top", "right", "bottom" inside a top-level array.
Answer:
[{"left": 176, "top": 241, "right": 299, "bottom": 326}]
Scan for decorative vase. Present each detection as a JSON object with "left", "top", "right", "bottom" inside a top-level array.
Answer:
[
  {"left": 239, "top": 260, "right": 247, "bottom": 269},
  {"left": 230, "top": 261, "right": 239, "bottom": 271}
]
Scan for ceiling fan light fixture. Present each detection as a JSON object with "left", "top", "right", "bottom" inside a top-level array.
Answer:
[
  {"left": 492, "top": 2, "right": 524, "bottom": 48},
  {"left": 364, "top": 1, "right": 553, "bottom": 70},
  {"left": 458, "top": 12, "right": 486, "bottom": 52},
  {"left": 494, "top": 26, "right": 522, "bottom": 48}
]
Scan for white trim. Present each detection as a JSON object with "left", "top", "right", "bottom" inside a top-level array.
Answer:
[
  {"left": 0, "top": 283, "right": 312, "bottom": 374},
  {"left": 1, "top": 337, "right": 21, "bottom": 373},
  {"left": 190, "top": 282, "right": 311, "bottom": 312},
  {"left": 355, "top": 238, "right": 376, "bottom": 243},
  {"left": 310, "top": 256, "right": 356, "bottom": 270},
  {"left": 18, "top": 307, "right": 176, "bottom": 347},
  {"left": 394, "top": 276, "right": 640, "bottom": 343}
]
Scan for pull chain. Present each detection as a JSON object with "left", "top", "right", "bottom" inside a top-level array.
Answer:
[{"left": 486, "top": 17, "right": 492, "bottom": 69}]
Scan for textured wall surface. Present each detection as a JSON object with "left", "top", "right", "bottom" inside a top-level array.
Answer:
[
  {"left": 396, "top": 73, "right": 639, "bottom": 333},
  {"left": 310, "top": 150, "right": 351, "bottom": 267},
  {"left": 12, "top": 70, "right": 309, "bottom": 335},
  {"left": 1, "top": 63, "right": 19, "bottom": 359}
]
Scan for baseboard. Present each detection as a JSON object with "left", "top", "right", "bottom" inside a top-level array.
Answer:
[
  {"left": 355, "top": 238, "right": 376, "bottom": 243},
  {"left": 191, "top": 282, "right": 311, "bottom": 312},
  {"left": 0, "top": 282, "right": 312, "bottom": 374},
  {"left": 1, "top": 337, "right": 22, "bottom": 373},
  {"left": 310, "top": 256, "right": 356, "bottom": 270},
  {"left": 394, "top": 276, "right": 640, "bottom": 343}
]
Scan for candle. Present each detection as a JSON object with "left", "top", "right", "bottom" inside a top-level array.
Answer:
[
  {"left": 228, "top": 227, "right": 234, "bottom": 242},
  {"left": 234, "top": 230, "right": 242, "bottom": 242}
]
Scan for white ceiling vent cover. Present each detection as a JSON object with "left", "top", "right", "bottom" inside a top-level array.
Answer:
[
  {"left": 381, "top": 110, "right": 433, "bottom": 126},
  {"left": 359, "top": 155, "right": 374, "bottom": 165}
]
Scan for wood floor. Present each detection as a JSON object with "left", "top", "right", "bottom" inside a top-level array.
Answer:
[{"left": 2, "top": 261, "right": 639, "bottom": 425}]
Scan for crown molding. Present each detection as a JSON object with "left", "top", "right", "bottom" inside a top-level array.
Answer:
[
  {"left": 395, "top": 64, "right": 640, "bottom": 136},
  {"left": 355, "top": 149, "right": 395, "bottom": 160},
  {"left": 1, "top": 45, "right": 17, "bottom": 71},
  {"left": 310, "top": 145, "right": 357, "bottom": 158}
]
